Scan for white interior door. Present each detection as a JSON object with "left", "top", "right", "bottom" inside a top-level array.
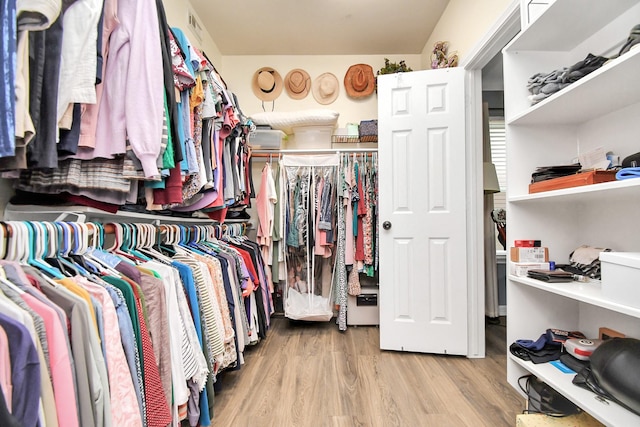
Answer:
[{"left": 378, "top": 68, "right": 468, "bottom": 355}]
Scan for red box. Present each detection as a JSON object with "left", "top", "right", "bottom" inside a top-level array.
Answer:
[
  {"left": 528, "top": 170, "right": 617, "bottom": 194},
  {"left": 514, "top": 240, "right": 541, "bottom": 247}
]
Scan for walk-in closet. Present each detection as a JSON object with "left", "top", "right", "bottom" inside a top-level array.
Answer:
[{"left": 15, "top": 0, "right": 636, "bottom": 426}]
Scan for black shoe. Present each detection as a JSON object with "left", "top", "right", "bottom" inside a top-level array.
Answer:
[{"left": 619, "top": 24, "right": 640, "bottom": 57}]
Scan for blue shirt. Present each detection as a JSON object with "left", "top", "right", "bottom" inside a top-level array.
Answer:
[
  {"left": 172, "top": 260, "right": 212, "bottom": 426},
  {"left": 0, "top": 313, "right": 40, "bottom": 427},
  {"left": 0, "top": 0, "right": 16, "bottom": 157}
]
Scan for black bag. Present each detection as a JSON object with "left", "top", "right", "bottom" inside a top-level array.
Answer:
[
  {"left": 519, "top": 375, "right": 581, "bottom": 417},
  {"left": 573, "top": 338, "right": 640, "bottom": 416}
]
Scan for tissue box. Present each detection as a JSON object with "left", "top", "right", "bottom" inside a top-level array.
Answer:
[{"left": 600, "top": 252, "right": 640, "bottom": 307}]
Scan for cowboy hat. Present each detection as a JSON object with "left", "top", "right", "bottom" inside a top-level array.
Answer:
[
  {"left": 252, "top": 67, "right": 283, "bottom": 101},
  {"left": 284, "top": 69, "right": 311, "bottom": 100},
  {"left": 344, "top": 64, "right": 375, "bottom": 98},
  {"left": 312, "top": 73, "right": 339, "bottom": 105}
]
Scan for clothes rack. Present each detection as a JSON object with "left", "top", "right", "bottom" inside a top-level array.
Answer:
[
  {"left": 0, "top": 216, "right": 271, "bottom": 427},
  {"left": 251, "top": 147, "right": 378, "bottom": 157},
  {"left": 253, "top": 150, "right": 379, "bottom": 330}
]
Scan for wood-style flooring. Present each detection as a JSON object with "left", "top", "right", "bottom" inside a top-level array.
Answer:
[{"left": 212, "top": 316, "right": 524, "bottom": 427}]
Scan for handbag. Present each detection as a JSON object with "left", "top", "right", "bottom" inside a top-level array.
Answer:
[
  {"left": 519, "top": 375, "right": 581, "bottom": 417},
  {"left": 359, "top": 120, "right": 378, "bottom": 142}
]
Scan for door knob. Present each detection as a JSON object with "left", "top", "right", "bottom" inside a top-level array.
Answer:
[{"left": 382, "top": 221, "right": 392, "bottom": 230}]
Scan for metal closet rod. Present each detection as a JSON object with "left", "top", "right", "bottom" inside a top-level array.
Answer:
[{"left": 251, "top": 148, "right": 378, "bottom": 155}]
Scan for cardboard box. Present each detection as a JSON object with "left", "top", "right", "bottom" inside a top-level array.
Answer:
[
  {"left": 510, "top": 262, "right": 551, "bottom": 277},
  {"left": 600, "top": 252, "right": 640, "bottom": 308},
  {"left": 529, "top": 170, "right": 617, "bottom": 194},
  {"left": 511, "top": 247, "right": 549, "bottom": 263},
  {"left": 516, "top": 412, "right": 604, "bottom": 426}
]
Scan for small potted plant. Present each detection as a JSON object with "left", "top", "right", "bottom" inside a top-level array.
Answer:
[{"left": 377, "top": 58, "right": 413, "bottom": 76}]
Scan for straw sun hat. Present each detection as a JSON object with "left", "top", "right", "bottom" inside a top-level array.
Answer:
[
  {"left": 252, "top": 67, "right": 283, "bottom": 101},
  {"left": 312, "top": 72, "right": 340, "bottom": 105},
  {"left": 284, "top": 68, "right": 311, "bottom": 100}
]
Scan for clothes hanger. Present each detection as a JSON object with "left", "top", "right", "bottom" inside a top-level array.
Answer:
[
  {"left": 124, "top": 223, "right": 151, "bottom": 261},
  {"left": 0, "top": 275, "right": 25, "bottom": 294},
  {"left": 45, "top": 221, "right": 82, "bottom": 277},
  {"left": 154, "top": 224, "right": 177, "bottom": 256},
  {"left": 138, "top": 224, "right": 173, "bottom": 263},
  {"left": 109, "top": 223, "right": 141, "bottom": 263},
  {"left": 0, "top": 222, "right": 7, "bottom": 260},
  {"left": 23, "top": 221, "right": 65, "bottom": 279},
  {"left": 2, "top": 222, "right": 15, "bottom": 261}
]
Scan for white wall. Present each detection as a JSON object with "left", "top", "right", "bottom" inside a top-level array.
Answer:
[
  {"left": 421, "top": 0, "right": 514, "bottom": 69},
  {"left": 162, "top": 0, "right": 222, "bottom": 67},
  {"left": 222, "top": 55, "right": 422, "bottom": 128}
]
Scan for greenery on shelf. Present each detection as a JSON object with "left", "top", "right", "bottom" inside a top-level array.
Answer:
[{"left": 377, "top": 58, "right": 413, "bottom": 76}]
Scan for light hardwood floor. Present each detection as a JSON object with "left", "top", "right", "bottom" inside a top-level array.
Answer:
[{"left": 212, "top": 317, "right": 524, "bottom": 427}]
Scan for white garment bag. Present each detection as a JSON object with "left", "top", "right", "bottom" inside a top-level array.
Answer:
[{"left": 281, "top": 154, "right": 339, "bottom": 321}]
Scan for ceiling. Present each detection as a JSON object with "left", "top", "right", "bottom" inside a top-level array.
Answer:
[{"left": 188, "top": 0, "right": 451, "bottom": 55}]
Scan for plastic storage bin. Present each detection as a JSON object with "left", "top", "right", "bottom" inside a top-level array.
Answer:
[
  {"left": 291, "top": 125, "right": 334, "bottom": 149},
  {"left": 249, "top": 129, "right": 285, "bottom": 150}
]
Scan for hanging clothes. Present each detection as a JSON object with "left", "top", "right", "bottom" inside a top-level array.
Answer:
[
  {"left": 0, "top": 219, "right": 271, "bottom": 427},
  {"left": 278, "top": 154, "right": 339, "bottom": 322},
  {"left": 254, "top": 151, "right": 378, "bottom": 330},
  {"left": 2, "top": 0, "right": 255, "bottom": 220}
]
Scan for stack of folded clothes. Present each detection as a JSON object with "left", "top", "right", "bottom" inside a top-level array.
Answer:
[
  {"left": 530, "top": 163, "right": 582, "bottom": 183},
  {"left": 510, "top": 329, "right": 586, "bottom": 364},
  {"left": 527, "top": 53, "right": 609, "bottom": 104}
]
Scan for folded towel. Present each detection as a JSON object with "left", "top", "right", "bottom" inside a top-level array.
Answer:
[{"left": 615, "top": 167, "right": 640, "bottom": 180}]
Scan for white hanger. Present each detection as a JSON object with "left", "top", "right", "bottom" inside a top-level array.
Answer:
[
  {"left": 0, "top": 275, "right": 25, "bottom": 295},
  {"left": 0, "top": 223, "right": 6, "bottom": 260}
]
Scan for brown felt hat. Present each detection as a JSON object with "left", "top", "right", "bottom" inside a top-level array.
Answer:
[
  {"left": 284, "top": 69, "right": 311, "bottom": 100},
  {"left": 312, "top": 72, "right": 340, "bottom": 105},
  {"left": 252, "top": 67, "right": 283, "bottom": 101},
  {"left": 344, "top": 64, "right": 375, "bottom": 98}
]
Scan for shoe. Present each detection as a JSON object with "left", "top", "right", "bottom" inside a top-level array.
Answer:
[{"left": 618, "top": 24, "right": 640, "bottom": 57}]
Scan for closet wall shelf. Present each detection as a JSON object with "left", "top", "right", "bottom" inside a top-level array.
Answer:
[
  {"left": 510, "top": 275, "right": 640, "bottom": 317},
  {"left": 508, "top": 179, "right": 640, "bottom": 205},
  {"left": 506, "top": 48, "right": 640, "bottom": 126},
  {"left": 508, "top": 0, "right": 638, "bottom": 51},
  {"left": 3, "top": 203, "right": 218, "bottom": 224},
  {"left": 509, "top": 355, "right": 640, "bottom": 426},
  {"left": 252, "top": 147, "right": 378, "bottom": 155}
]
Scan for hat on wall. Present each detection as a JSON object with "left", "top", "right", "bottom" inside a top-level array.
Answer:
[
  {"left": 312, "top": 72, "right": 340, "bottom": 105},
  {"left": 344, "top": 64, "right": 375, "bottom": 98},
  {"left": 252, "top": 67, "right": 283, "bottom": 101},
  {"left": 284, "top": 68, "right": 311, "bottom": 100}
]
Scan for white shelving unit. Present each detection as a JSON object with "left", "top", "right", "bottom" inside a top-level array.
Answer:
[{"left": 504, "top": 1, "right": 640, "bottom": 425}]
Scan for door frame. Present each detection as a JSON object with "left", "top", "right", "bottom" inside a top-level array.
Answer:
[{"left": 461, "top": 0, "right": 520, "bottom": 358}]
